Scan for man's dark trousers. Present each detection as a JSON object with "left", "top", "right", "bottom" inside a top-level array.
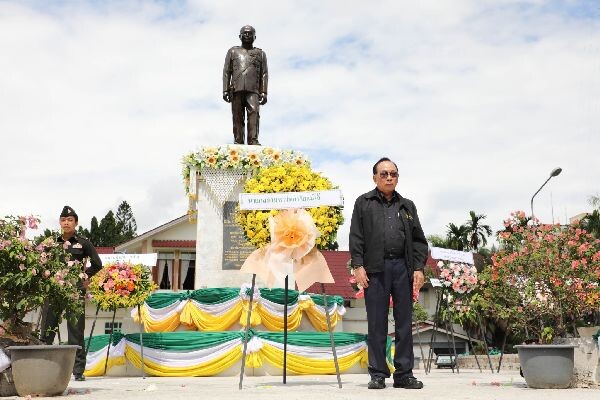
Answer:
[{"left": 364, "top": 258, "right": 414, "bottom": 380}]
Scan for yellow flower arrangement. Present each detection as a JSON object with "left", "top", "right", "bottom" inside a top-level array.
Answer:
[
  {"left": 181, "top": 145, "right": 310, "bottom": 196},
  {"left": 236, "top": 163, "right": 344, "bottom": 250},
  {"left": 89, "top": 261, "right": 157, "bottom": 310}
]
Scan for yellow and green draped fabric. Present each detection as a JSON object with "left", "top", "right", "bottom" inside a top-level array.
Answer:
[
  {"left": 132, "top": 287, "right": 345, "bottom": 333},
  {"left": 84, "top": 331, "right": 391, "bottom": 377}
]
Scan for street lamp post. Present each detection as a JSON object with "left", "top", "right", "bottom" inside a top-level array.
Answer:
[{"left": 530, "top": 167, "right": 562, "bottom": 222}]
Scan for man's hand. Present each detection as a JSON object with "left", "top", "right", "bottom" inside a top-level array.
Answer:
[
  {"left": 259, "top": 93, "right": 267, "bottom": 105},
  {"left": 354, "top": 266, "right": 369, "bottom": 288},
  {"left": 413, "top": 270, "right": 425, "bottom": 293},
  {"left": 223, "top": 91, "right": 231, "bottom": 103}
]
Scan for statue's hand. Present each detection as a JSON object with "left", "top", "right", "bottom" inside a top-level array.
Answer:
[
  {"left": 223, "top": 91, "right": 231, "bottom": 103},
  {"left": 259, "top": 93, "right": 267, "bottom": 105}
]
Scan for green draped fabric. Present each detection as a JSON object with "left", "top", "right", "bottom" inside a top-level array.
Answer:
[
  {"left": 255, "top": 331, "right": 367, "bottom": 347},
  {"left": 84, "top": 333, "right": 124, "bottom": 352},
  {"left": 308, "top": 293, "right": 344, "bottom": 307},
  {"left": 259, "top": 288, "right": 299, "bottom": 304},
  {"left": 189, "top": 288, "right": 239, "bottom": 304},
  {"left": 144, "top": 291, "right": 186, "bottom": 308},
  {"left": 123, "top": 331, "right": 244, "bottom": 351},
  {"left": 143, "top": 287, "right": 343, "bottom": 308}
]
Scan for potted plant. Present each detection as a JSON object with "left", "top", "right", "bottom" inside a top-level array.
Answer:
[
  {"left": 0, "top": 215, "right": 84, "bottom": 396},
  {"left": 474, "top": 211, "right": 600, "bottom": 388}
]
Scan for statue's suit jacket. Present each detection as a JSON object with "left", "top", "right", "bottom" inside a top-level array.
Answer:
[{"left": 223, "top": 46, "right": 268, "bottom": 95}]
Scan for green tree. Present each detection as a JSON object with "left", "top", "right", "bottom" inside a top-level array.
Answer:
[
  {"left": 115, "top": 201, "right": 137, "bottom": 243},
  {"left": 581, "top": 210, "right": 600, "bottom": 239},
  {"left": 465, "top": 211, "right": 492, "bottom": 251},
  {"left": 89, "top": 216, "right": 101, "bottom": 246},
  {"left": 426, "top": 234, "right": 449, "bottom": 248},
  {"left": 98, "top": 211, "right": 118, "bottom": 246},
  {"left": 446, "top": 223, "right": 468, "bottom": 251}
]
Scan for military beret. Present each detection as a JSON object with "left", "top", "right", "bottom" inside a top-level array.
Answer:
[{"left": 60, "top": 205, "right": 78, "bottom": 221}]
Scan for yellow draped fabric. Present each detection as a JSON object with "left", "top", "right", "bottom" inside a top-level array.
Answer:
[
  {"left": 256, "top": 303, "right": 303, "bottom": 331},
  {"left": 88, "top": 341, "right": 371, "bottom": 376},
  {"left": 304, "top": 304, "right": 342, "bottom": 331},
  {"left": 180, "top": 301, "right": 244, "bottom": 331},
  {"left": 84, "top": 356, "right": 126, "bottom": 377},
  {"left": 135, "top": 305, "right": 181, "bottom": 333},
  {"left": 259, "top": 343, "right": 368, "bottom": 375},
  {"left": 135, "top": 297, "right": 343, "bottom": 333},
  {"left": 125, "top": 345, "right": 242, "bottom": 377},
  {"left": 238, "top": 300, "right": 262, "bottom": 327}
]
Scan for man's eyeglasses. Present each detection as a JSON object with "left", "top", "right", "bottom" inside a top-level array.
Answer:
[{"left": 378, "top": 171, "right": 398, "bottom": 179}]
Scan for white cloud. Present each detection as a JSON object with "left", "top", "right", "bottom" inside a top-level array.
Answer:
[{"left": 1, "top": 0, "right": 598, "bottom": 248}]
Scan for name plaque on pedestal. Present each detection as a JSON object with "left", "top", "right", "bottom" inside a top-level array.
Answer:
[{"left": 222, "top": 201, "right": 255, "bottom": 270}]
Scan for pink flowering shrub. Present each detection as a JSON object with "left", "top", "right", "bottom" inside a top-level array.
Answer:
[
  {"left": 0, "top": 215, "right": 83, "bottom": 335},
  {"left": 475, "top": 211, "right": 600, "bottom": 343}
]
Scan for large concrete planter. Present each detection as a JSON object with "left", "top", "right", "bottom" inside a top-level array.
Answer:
[
  {"left": 7, "top": 345, "right": 79, "bottom": 397},
  {"left": 515, "top": 344, "right": 577, "bottom": 389}
]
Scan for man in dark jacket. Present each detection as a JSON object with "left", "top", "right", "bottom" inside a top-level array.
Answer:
[
  {"left": 349, "top": 157, "right": 428, "bottom": 390},
  {"left": 41, "top": 205, "right": 103, "bottom": 381}
]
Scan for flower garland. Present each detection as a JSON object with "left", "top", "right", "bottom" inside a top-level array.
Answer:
[
  {"left": 89, "top": 261, "right": 157, "bottom": 310},
  {"left": 437, "top": 261, "right": 478, "bottom": 294},
  {"left": 235, "top": 163, "right": 344, "bottom": 250},
  {"left": 182, "top": 146, "right": 310, "bottom": 194}
]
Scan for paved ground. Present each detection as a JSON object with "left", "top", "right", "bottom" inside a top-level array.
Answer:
[{"left": 7, "top": 369, "right": 600, "bottom": 399}]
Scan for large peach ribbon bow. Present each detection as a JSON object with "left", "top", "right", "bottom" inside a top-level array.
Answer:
[{"left": 240, "top": 209, "right": 334, "bottom": 292}]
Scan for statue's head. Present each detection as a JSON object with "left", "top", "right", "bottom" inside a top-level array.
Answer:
[{"left": 239, "top": 25, "right": 256, "bottom": 44}]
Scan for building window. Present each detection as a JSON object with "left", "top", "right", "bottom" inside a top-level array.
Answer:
[{"left": 105, "top": 322, "right": 122, "bottom": 334}]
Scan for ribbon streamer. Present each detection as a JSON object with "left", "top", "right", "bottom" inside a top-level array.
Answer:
[{"left": 241, "top": 209, "right": 334, "bottom": 292}]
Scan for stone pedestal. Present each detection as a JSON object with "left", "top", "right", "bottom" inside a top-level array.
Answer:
[{"left": 194, "top": 167, "right": 249, "bottom": 288}]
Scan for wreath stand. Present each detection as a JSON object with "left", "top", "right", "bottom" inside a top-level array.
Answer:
[
  {"left": 238, "top": 271, "right": 342, "bottom": 390},
  {"left": 424, "top": 283, "right": 494, "bottom": 374}
]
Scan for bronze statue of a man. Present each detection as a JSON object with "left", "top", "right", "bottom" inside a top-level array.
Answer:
[{"left": 223, "top": 25, "right": 268, "bottom": 145}]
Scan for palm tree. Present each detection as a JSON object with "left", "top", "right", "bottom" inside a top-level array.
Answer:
[
  {"left": 581, "top": 210, "right": 600, "bottom": 239},
  {"left": 446, "top": 223, "right": 468, "bottom": 251},
  {"left": 465, "top": 211, "right": 493, "bottom": 251}
]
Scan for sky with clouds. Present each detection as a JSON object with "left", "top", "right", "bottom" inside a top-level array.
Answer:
[{"left": 1, "top": 0, "right": 599, "bottom": 250}]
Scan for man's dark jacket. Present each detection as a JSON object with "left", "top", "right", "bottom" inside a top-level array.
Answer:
[{"left": 349, "top": 189, "right": 428, "bottom": 280}]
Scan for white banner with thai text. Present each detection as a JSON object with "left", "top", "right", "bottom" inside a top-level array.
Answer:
[
  {"left": 239, "top": 190, "right": 344, "bottom": 210},
  {"left": 430, "top": 247, "right": 474, "bottom": 265}
]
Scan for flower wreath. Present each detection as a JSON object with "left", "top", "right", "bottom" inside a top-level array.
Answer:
[
  {"left": 235, "top": 163, "right": 344, "bottom": 250},
  {"left": 437, "top": 260, "right": 478, "bottom": 294},
  {"left": 89, "top": 261, "right": 157, "bottom": 310}
]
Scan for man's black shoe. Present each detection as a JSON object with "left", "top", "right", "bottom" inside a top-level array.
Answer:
[
  {"left": 368, "top": 377, "right": 386, "bottom": 389},
  {"left": 74, "top": 374, "right": 86, "bottom": 381},
  {"left": 393, "top": 375, "right": 423, "bottom": 389}
]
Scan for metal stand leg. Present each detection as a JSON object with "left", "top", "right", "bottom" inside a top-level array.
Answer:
[
  {"left": 138, "top": 304, "right": 145, "bottom": 379},
  {"left": 238, "top": 274, "right": 257, "bottom": 390},
  {"left": 446, "top": 308, "right": 460, "bottom": 373},
  {"left": 426, "top": 289, "right": 442, "bottom": 373},
  {"left": 103, "top": 308, "right": 117, "bottom": 375},
  {"left": 497, "top": 324, "right": 508, "bottom": 373},
  {"left": 283, "top": 276, "right": 288, "bottom": 384},
  {"left": 414, "top": 320, "right": 428, "bottom": 375},
  {"left": 464, "top": 323, "right": 482, "bottom": 372},
  {"left": 477, "top": 314, "right": 494, "bottom": 373},
  {"left": 84, "top": 305, "right": 100, "bottom": 363},
  {"left": 321, "top": 284, "right": 342, "bottom": 388}
]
